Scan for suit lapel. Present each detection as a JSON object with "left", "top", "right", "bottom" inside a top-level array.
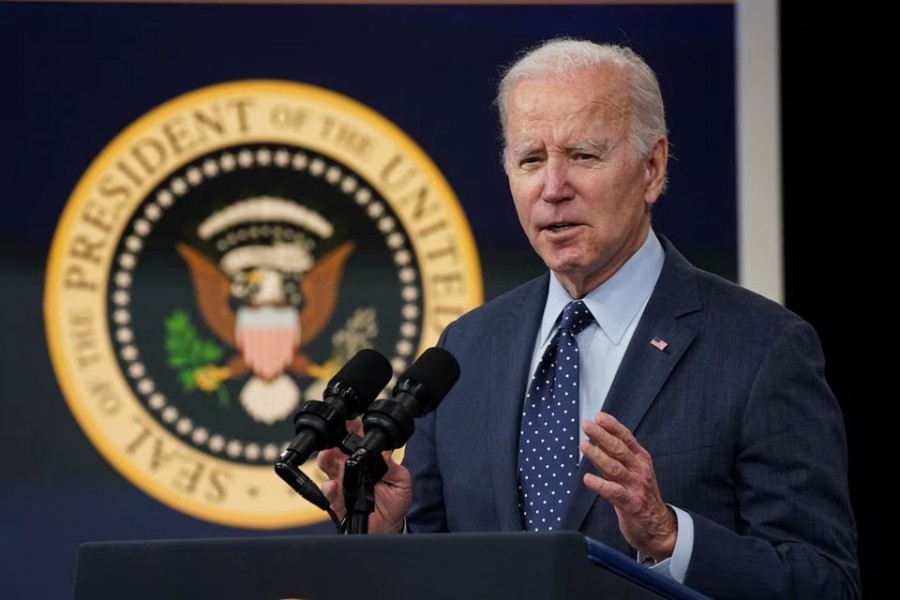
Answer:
[
  {"left": 562, "top": 239, "right": 702, "bottom": 532},
  {"left": 488, "top": 275, "right": 549, "bottom": 531}
]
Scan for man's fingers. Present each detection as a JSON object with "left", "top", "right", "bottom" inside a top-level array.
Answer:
[
  {"left": 582, "top": 471, "right": 629, "bottom": 503},
  {"left": 591, "top": 413, "right": 651, "bottom": 462},
  {"left": 583, "top": 419, "right": 640, "bottom": 472},
  {"left": 346, "top": 417, "right": 365, "bottom": 437},
  {"left": 580, "top": 436, "right": 627, "bottom": 484},
  {"left": 594, "top": 412, "right": 646, "bottom": 456},
  {"left": 317, "top": 447, "right": 345, "bottom": 478},
  {"left": 320, "top": 479, "right": 345, "bottom": 515}
]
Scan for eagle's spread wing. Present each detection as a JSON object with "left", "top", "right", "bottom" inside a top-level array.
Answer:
[
  {"left": 299, "top": 241, "right": 355, "bottom": 347},
  {"left": 176, "top": 243, "right": 237, "bottom": 347}
]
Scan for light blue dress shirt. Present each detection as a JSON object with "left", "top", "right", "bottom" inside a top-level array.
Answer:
[{"left": 529, "top": 229, "right": 694, "bottom": 583}]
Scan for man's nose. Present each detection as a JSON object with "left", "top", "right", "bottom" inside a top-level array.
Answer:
[{"left": 540, "top": 161, "right": 573, "bottom": 203}]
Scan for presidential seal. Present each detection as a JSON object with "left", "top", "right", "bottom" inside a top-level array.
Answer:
[{"left": 44, "top": 80, "right": 483, "bottom": 528}]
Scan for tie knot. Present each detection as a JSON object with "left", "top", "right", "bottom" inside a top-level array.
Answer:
[{"left": 559, "top": 300, "right": 594, "bottom": 336}]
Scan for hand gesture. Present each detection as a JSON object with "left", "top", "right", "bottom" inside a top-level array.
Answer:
[{"left": 580, "top": 412, "right": 677, "bottom": 561}]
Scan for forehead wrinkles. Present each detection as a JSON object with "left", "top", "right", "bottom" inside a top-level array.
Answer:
[
  {"left": 507, "top": 71, "right": 632, "bottom": 150},
  {"left": 563, "top": 97, "right": 630, "bottom": 146},
  {"left": 508, "top": 103, "right": 629, "bottom": 158}
]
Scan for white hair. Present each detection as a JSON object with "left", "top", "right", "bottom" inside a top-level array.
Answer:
[{"left": 496, "top": 37, "right": 668, "bottom": 166}]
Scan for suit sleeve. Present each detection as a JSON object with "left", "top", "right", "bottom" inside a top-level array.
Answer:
[
  {"left": 401, "top": 325, "right": 452, "bottom": 532},
  {"left": 684, "top": 319, "right": 861, "bottom": 599}
]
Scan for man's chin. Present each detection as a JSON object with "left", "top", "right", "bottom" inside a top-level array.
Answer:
[
  {"left": 545, "top": 257, "right": 613, "bottom": 297},
  {"left": 542, "top": 251, "right": 587, "bottom": 275}
]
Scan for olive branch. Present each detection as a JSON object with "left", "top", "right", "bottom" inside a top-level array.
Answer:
[{"left": 164, "top": 310, "right": 229, "bottom": 406}]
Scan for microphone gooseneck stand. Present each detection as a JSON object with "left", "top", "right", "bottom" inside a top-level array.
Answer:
[
  {"left": 338, "top": 384, "right": 421, "bottom": 534},
  {"left": 339, "top": 432, "right": 389, "bottom": 534}
]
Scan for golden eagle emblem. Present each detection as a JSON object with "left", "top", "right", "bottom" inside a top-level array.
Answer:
[{"left": 175, "top": 197, "right": 354, "bottom": 424}]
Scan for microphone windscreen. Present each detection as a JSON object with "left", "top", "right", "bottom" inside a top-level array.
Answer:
[
  {"left": 399, "top": 347, "right": 460, "bottom": 405},
  {"left": 328, "top": 348, "right": 393, "bottom": 402}
]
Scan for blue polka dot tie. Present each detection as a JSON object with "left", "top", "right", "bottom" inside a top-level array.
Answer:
[{"left": 518, "top": 300, "right": 594, "bottom": 531}]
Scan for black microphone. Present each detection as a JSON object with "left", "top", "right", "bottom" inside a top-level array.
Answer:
[
  {"left": 340, "top": 347, "right": 459, "bottom": 533},
  {"left": 351, "top": 347, "right": 460, "bottom": 464},
  {"left": 278, "top": 348, "right": 393, "bottom": 467},
  {"left": 275, "top": 348, "right": 392, "bottom": 516}
]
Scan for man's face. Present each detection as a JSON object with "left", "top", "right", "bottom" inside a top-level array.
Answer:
[{"left": 504, "top": 66, "right": 667, "bottom": 298}]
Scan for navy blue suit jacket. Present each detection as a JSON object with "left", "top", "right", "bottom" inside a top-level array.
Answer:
[{"left": 403, "top": 236, "right": 860, "bottom": 599}]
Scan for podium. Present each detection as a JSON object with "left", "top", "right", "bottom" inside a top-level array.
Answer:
[{"left": 73, "top": 531, "right": 712, "bottom": 600}]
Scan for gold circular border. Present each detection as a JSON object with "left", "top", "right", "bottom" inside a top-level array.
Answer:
[{"left": 44, "top": 80, "right": 483, "bottom": 528}]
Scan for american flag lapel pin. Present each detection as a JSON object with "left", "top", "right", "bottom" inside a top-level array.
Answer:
[{"left": 650, "top": 337, "right": 668, "bottom": 351}]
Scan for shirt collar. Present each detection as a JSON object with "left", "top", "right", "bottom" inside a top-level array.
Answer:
[{"left": 539, "top": 229, "right": 665, "bottom": 346}]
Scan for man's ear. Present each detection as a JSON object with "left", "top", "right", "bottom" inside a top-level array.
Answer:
[{"left": 643, "top": 136, "right": 669, "bottom": 206}]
